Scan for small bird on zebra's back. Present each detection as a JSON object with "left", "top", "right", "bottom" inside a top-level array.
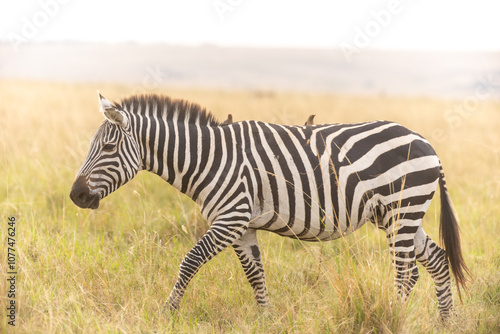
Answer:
[
  {"left": 304, "top": 114, "right": 315, "bottom": 126},
  {"left": 222, "top": 114, "right": 233, "bottom": 124},
  {"left": 304, "top": 114, "right": 316, "bottom": 144}
]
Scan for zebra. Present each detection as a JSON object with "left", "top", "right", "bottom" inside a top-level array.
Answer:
[{"left": 70, "top": 92, "right": 469, "bottom": 319}]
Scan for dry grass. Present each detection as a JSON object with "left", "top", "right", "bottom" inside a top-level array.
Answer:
[{"left": 0, "top": 80, "right": 499, "bottom": 333}]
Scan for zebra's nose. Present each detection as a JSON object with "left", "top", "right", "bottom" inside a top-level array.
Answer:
[{"left": 70, "top": 176, "right": 100, "bottom": 209}]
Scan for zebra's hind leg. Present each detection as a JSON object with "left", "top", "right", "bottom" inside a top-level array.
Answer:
[
  {"left": 232, "top": 228, "right": 270, "bottom": 307},
  {"left": 167, "top": 221, "right": 249, "bottom": 312},
  {"left": 414, "top": 226, "right": 453, "bottom": 319},
  {"left": 384, "top": 218, "right": 420, "bottom": 300}
]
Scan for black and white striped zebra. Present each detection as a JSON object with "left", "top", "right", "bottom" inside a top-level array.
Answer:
[{"left": 70, "top": 92, "right": 469, "bottom": 319}]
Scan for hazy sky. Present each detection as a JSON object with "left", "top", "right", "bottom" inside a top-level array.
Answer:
[{"left": 1, "top": 0, "right": 499, "bottom": 51}]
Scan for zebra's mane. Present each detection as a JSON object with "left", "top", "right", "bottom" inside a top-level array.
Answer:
[{"left": 115, "top": 94, "right": 220, "bottom": 126}]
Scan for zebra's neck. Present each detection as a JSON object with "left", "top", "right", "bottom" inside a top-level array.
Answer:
[{"left": 128, "top": 103, "right": 229, "bottom": 203}]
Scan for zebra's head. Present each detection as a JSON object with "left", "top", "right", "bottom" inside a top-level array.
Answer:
[{"left": 70, "top": 92, "right": 140, "bottom": 209}]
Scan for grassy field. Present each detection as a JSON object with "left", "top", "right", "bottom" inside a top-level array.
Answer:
[{"left": 0, "top": 80, "right": 499, "bottom": 333}]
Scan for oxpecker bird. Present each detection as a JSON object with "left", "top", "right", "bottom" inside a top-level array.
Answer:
[
  {"left": 222, "top": 114, "right": 233, "bottom": 125},
  {"left": 304, "top": 114, "right": 315, "bottom": 126}
]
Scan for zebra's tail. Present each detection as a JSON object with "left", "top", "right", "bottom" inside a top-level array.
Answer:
[{"left": 438, "top": 164, "right": 470, "bottom": 302}]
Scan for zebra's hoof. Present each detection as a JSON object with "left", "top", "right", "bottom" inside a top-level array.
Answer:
[
  {"left": 439, "top": 310, "right": 452, "bottom": 322},
  {"left": 163, "top": 301, "right": 179, "bottom": 315}
]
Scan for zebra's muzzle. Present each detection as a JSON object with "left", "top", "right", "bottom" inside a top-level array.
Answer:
[{"left": 70, "top": 176, "right": 100, "bottom": 209}]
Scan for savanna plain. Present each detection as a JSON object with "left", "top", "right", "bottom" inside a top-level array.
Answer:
[{"left": 0, "top": 80, "right": 499, "bottom": 333}]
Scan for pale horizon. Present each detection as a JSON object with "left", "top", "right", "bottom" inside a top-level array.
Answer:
[
  {"left": 1, "top": 0, "right": 500, "bottom": 52},
  {"left": 2, "top": 1, "right": 499, "bottom": 99}
]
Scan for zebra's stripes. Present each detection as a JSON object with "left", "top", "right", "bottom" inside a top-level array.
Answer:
[{"left": 70, "top": 93, "right": 469, "bottom": 319}]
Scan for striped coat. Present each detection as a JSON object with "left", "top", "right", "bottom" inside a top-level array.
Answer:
[{"left": 70, "top": 93, "right": 469, "bottom": 319}]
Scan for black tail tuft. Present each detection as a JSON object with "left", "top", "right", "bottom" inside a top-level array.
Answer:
[{"left": 439, "top": 166, "right": 470, "bottom": 302}]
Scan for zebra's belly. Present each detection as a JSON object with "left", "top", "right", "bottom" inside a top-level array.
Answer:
[{"left": 249, "top": 211, "right": 360, "bottom": 242}]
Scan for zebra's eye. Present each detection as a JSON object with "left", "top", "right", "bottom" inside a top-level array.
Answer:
[{"left": 102, "top": 143, "right": 116, "bottom": 152}]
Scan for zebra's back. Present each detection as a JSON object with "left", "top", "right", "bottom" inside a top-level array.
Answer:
[{"left": 240, "top": 120, "right": 441, "bottom": 241}]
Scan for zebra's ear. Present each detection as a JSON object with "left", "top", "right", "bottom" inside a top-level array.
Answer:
[{"left": 97, "top": 90, "right": 129, "bottom": 127}]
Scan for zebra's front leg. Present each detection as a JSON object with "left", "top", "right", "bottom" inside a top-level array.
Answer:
[
  {"left": 167, "top": 221, "right": 248, "bottom": 312},
  {"left": 232, "top": 228, "right": 270, "bottom": 307}
]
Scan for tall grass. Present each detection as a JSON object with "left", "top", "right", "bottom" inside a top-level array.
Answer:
[{"left": 0, "top": 80, "right": 499, "bottom": 333}]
